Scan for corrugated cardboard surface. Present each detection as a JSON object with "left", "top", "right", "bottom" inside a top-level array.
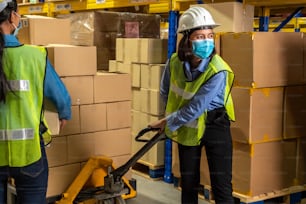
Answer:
[
  {"left": 80, "top": 103, "right": 107, "bottom": 133},
  {"left": 46, "top": 45, "right": 97, "bottom": 77},
  {"left": 192, "top": 2, "right": 254, "bottom": 33},
  {"left": 60, "top": 105, "right": 81, "bottom": 136},
  {"left": 19, "top": 16, "right": 71, "bottom": 45},
  {"left": 61, "top": 76, "right": 94, "bottom": 105},
  {"left": 283, "top": 85, "right": 306, "bottom": 139},
  {"left": 93, "top": 72, "right": 131, "bottom": 103},
  {"left": 221, "top": 32, "right": 304, "bottom": 88},
  {"left": 232, "top": 140, "right": 297, "bottom": 196},
  {"left": 231, "top": 87, "right": 284, "bottom": 143},
  {"left": 47, "top": 163, "right": 81, "bottom": 197}
]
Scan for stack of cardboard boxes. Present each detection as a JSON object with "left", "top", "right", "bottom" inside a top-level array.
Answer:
[
  {"left": 18, "top": 15, "right": 134, "bottom": 198},
  {"left": 110, "top": 37, "right": 168, "bottom": 169},
  {"left": 222, "top": 32, "right": 306, "bottom": 196}
]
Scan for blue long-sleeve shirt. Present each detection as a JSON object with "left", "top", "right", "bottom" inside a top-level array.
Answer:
[
  {"left": 161, "top": 57, "right": 226, "bottom": 132},
  {"left": 4, "top": 35, "right": 71, "bottom": 120}
]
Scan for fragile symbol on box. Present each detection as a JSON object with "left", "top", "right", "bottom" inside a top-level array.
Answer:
[{"left": 125, "top": 22, "right": 139, "bottom": 38}]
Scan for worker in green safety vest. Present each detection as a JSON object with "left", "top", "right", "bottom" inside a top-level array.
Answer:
[
  {"left": 149, "top": 6, "right": 235, "bottom": 204},
  {"left": 0, "top": 0, "right": 71, "bottom": 203}
]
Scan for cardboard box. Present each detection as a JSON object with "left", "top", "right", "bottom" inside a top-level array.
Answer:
[
  {"left": 132, "top": 63, "right": 141, "bottom": 88},
  {"left": 132, "top": 88, "right": 141, "bottom": 111},
  {"left": 297, "top": 138, "right": 306, "bottom": 185},
  {"left": 122, "top": 38, "right": 140, "bottom": 63},
  {"left": 131, "top": 110, "right": 163, "bottom": 139},
  {"left": 18, "top": 15, "right": 71, "bottom": 45},
  {"left": 94, "top": 128, "right": 132, "bottom": 157},
  {"left": 108, "top": 60, "right": 118, "bottom": 73},
  {"left": 80, "top": 103, "right": 107, "bottom": 133},
  {"left": 43, "top": 99, "right": 59, "bottom": 136},
  {"left": 47, "top": 163, "right": 81, "bottom": 197},
  {"left": 61, "top": 76, "right": 94, "bottom": 105},
  {"left": 150, "top": 90, "right": 165, "bottom": 116},
  {"left": 94, "top": 72, "right": 131, "bottom": 103},
  {"left": 283, "top": 85, "right": 306, "bottom": 139},
  {"left": 46, "top": 136, "right": 68, "bottom": 167},
  {"left": 60, "top": 105, "right": 81, "bottom": 136},
  {"left": 231, "top": 87, "right": 284, "bottom": 143},
  {"left": 106, "top": 101, "right": 132, "bottom": 130},
  {"left": 46, "top": 44, "right": 97, "bottom": 77},
  {"left": 303, "top": 34, "right": 306, "bottom": 84},
  {"left": 221, "top": 32, "right": 304, "bottom": 88},
  {"left": 140, "top": 88, "right": 150, "bottom": 113},
  {"left": 141, "top": 64, "right": 165, "bottom": 90},
  {"left": 139, "top": 38, "right": 168, "bottom": 64},
  {"left": 232, "top": 140, "right": 297, "bottom": 196},
  {"left": 67, "top": 133, "right": 95, "bottom": 163},
  {"left": 192, "top": 2, "right": 254, "bottom": 33},
  {"left": 117, "top": 62, "right": 132, "bottom": 74}
]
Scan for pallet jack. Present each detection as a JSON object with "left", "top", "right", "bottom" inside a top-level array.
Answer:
[{"left": 56, "top": 127, "right": 166, "bottom": 204}]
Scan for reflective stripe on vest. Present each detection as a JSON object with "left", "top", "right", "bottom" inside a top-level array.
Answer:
[
  {"left": 170, "top": 84, "right": 194, "bottom": 100},
  {"left": 8, "top": 80, "right": 30, "bottom": 91},
  {"left": 0, "top": 129, "right": 34, "bottom": 141}
]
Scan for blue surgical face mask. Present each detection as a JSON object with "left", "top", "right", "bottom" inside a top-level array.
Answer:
[
  {"left": 12, "top": 21, "right": 22, "bottom": 36},
  {"left": 12, "top": 12, "right": 22, "bottom": 36},
  {"left": 191, "top": 39, "right": 215, "bottom": 59}
]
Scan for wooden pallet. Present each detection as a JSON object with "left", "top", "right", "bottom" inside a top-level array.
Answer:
[
  {"left": 131, "top": 161, "right": 164, "bottom": 180},
  {"left": 201, "top": 184, "right": 306, "bottom": 204}
]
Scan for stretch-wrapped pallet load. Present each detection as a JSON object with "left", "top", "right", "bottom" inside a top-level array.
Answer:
[{"left": 58, "top": 11, "right": 161, "bottom": 70}]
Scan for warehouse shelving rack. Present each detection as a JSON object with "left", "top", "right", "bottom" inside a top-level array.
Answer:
[
  {"left": 17, "top": 0, "right": 199, "bottom": 16},
  {"left": 242, "top": 0, "right": 306, "bottom": 31}
]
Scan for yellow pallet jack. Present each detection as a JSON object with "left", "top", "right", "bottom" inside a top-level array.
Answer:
[{"left": 55, "top": 127, "right": 165, "bottom": 204}]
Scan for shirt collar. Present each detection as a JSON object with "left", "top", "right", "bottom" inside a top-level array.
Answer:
[
  {"left": 184, "top": 56, "right": 211, "bottom": 73},
  {"left": 4, "top": 34, "right": 22, "bottom": 47}
]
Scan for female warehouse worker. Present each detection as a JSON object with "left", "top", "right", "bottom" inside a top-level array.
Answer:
[
  {"left": 0, "top": 0, "right": 71, "bottom": 203},
  {"left": 149, "top": 6, "right": 235, "bottom": 204}
]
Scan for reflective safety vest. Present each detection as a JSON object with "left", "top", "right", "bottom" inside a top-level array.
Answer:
[
  {"left": 165, "top": 53, "right": 235, "bottom": 146},
  {"left": 0, "top": 45, "right": 47, "bottom": 167}
]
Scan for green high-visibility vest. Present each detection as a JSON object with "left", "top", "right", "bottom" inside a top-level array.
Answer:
[
  {"left": 0, "top": 45, "right": 47, "bottom": 167},
  {"left": 165, "top": 53, "right": 235, "bottom": 146}
]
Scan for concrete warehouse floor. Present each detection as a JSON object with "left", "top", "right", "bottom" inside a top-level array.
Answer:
[{"left": 126, "top": 173, "right": 210, "bottom": 204}]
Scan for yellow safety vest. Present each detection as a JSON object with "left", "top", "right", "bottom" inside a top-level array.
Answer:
[
  {"left": 0, "top": 45, "right": 47, "bottom": 167},
  {"left": 165, "top": 53, "right": 235, "bottom": 146}
]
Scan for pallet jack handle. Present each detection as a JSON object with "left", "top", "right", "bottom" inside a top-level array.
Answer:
[
  {"left": 104, "top": 127, "right": 166, "bottom": 193},
  {"left": 112, "top": 127, "right": 165, "bottom": 180}
]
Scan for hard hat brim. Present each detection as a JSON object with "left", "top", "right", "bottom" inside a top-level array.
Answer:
[{"left": 177, "top": 23, "right": 220, "bottom": 34}]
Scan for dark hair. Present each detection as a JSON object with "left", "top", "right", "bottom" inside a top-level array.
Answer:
[{"left": 0, "top": 0, "right": 18, "bottom": 103}]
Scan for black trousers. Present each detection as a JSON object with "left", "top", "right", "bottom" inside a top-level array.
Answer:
[{"left": 178, "top": 108, "right": 234, "bottom": 204}]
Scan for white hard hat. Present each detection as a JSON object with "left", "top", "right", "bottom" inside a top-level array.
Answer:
[
  {"left": 177, "top": 6, "right": 220, "bottom": 33},
  {"left": 0, "top": 0, "right": 12, "bottom": 13}
]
